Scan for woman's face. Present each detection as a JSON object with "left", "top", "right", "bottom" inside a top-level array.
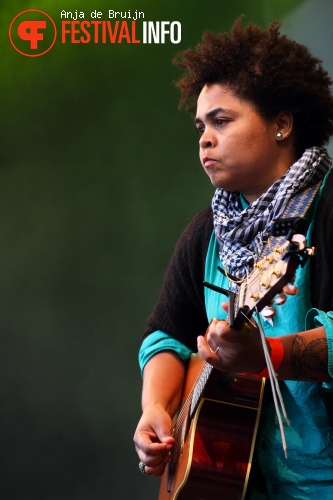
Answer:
[{"left": 195, "top": 84, "right": 296, "bottom": 203}]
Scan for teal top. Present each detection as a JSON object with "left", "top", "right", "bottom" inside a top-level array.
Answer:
[{"left": 139, "top": 184, "right": 333, "bottom": 498}]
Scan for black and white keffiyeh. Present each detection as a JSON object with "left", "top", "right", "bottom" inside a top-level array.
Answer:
[{"left": 212, "top": 147, "right": 332, "bottom": 281}]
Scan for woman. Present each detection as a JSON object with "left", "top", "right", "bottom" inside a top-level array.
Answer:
[{"left": 134, "top": 20, "right": 333, "bottom": 498}]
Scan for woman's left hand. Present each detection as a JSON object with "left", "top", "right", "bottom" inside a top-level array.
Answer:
[{"left": 197, "top": 314, "right": 268, "bottom": 374}]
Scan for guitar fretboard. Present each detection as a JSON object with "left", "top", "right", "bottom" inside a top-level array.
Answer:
[
  {"left": 171, "top": 359, "right": 214, "bottom": 467},
  {"left": 190, "top": 362, "right": 213, "bottom": 417}
]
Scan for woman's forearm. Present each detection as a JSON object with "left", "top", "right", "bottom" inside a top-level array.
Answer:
[
  {"left": 278, "top": 326, "right": 330, "bottom": 381},
  {"left": 142, "top": 351, "right": 187, "bottom": 417}
]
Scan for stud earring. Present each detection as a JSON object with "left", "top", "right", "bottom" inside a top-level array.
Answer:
[{"left": 276, "top": 132, "right": 283, "bottom": 139}]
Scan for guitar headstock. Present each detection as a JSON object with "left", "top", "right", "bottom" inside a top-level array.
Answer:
[
  {"left": 233, "top": 234, "right": 314, "bottom": 328},
  {"left": 203, "top": 217, "right": 315, "bottom": 329}
]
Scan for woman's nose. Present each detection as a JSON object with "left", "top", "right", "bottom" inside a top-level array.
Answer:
[{"left": 199, "top": 131, "right": 217, "bottom": 149}]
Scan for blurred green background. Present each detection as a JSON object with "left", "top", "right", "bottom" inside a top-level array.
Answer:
[{"left": 1, "top": 0, "right": 331, "bottom": 498}]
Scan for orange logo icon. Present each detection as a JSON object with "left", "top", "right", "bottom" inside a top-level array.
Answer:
[{"left": 9, "top": 10, "right": 57, "bottom": 57}]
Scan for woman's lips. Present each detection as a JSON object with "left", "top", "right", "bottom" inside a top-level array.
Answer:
[{"left": 203, "top": 156, "right": 217, "bottom": 167}]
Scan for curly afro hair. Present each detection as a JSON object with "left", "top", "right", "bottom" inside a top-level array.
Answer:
[{"left": 173, "top": 19, "right": 333, "bottom": 157}]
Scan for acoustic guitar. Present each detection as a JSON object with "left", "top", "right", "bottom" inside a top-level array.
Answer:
[{"left": 159, "top": 220, "right": 313, "bottom": 500}]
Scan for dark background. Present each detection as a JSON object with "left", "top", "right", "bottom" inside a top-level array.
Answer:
[{"left": 0, "top": 0, "right": 320, "bottom": 498}]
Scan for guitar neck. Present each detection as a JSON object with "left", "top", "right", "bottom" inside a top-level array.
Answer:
[
  {"left": 189, "top": 362, "right": 213, "bottom": 417},
  {"left": 172, "top": 359, "right": 213, "bottom": 448}
]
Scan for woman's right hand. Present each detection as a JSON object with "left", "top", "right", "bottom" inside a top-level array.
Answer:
[{"left": 133, "top": 403, "right": 176, "bottom": 476}]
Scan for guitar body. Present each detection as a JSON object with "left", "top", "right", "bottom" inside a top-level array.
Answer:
[
  {"left": 159, "top": 223, "right": 310, "bottom": 499},
  {"left": 159, "top": 354, "right": 266, "bottom": 500}
]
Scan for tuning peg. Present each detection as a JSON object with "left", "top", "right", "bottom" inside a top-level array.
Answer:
[
  {"left": 291, "top": 233, "right": 306, "bottom": 250},
  {"left": 274, "top": 293, "right": 287, "bottom": 305},
  {"left": 283, "top": 283, "right": 298, "bottom": 295},
  {"left": 261, "top": 306, "right": 276, "bottom": 318}
]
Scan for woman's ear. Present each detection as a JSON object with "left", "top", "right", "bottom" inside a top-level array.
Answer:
[{"left": 275, "top": 111, "right": 294, "bottom": 141}]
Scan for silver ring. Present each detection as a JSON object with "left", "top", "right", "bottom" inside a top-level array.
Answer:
[
  {"left": 214, "top": 346, "right": 220, "bottom": 354},
  {"left": 139, "top": 461, "right": 147, "bottom": 475}
]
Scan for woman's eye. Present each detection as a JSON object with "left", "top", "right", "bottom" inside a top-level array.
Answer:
[
  {"left": 196, "top": 126, "right": 205, "bottom": 136},
  {"left": 216, "top": 118, "right": 228, "bottom": 126}
]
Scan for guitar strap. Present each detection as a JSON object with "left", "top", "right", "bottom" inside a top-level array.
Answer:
[
  {"left": 281, "top": 180, "right": 322, "bottom": 220},
  {"left": 260, "top": 179, "right": 322, "bottom": 258}
]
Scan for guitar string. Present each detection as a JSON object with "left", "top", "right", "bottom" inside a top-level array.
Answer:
[
  {"left": 170, "top": 362, "right": 212, "bottom": 467},
  {"left": 255, "top": 308, "right": 290, "bottom": 459},
  {"left": 244, "top": 239, "right": 290, "bottom": 458},
  {"left": 173, "top": 362, "right": 212, "bottom": 442},
  {"left": 236, "top": 238, "right": 291, "bottom": 459}
]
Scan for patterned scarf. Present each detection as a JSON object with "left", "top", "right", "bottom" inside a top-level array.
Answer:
[{"left": 212, "top": 147, "right": 332, "bottom": 281}]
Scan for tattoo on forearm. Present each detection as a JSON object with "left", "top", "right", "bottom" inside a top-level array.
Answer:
[{"left": 291, "top": 335, "right": 327, "bottom": 379}]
